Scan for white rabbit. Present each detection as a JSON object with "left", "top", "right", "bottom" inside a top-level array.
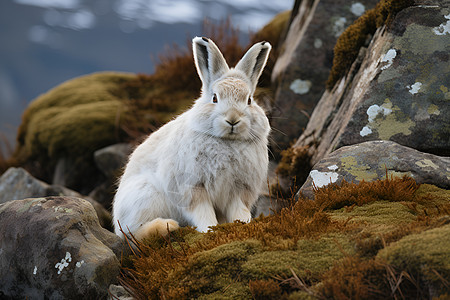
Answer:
[{"left": 112, "top": 37, "right": 271, "bottom": 240}]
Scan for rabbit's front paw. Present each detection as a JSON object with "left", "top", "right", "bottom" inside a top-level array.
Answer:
[
  {"left": 135, "top": 218, "right": 179, "bottom": 240},
  {"left": 227, "top": 201, "right": 252, "bottom": 224}
]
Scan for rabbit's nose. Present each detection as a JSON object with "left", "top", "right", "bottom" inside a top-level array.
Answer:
[{"left": 226, "top": 119, "right": 240, "bottom": 126}]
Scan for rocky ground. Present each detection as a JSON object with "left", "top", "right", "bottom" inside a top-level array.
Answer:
[{"left": 0, "top": 0, "right": 449, "bottom": 299}]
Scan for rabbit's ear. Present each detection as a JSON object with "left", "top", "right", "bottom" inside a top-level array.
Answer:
[
  {"left": 193, "top": 37, "right": 229, "bottom": 89},
  {"left": 235, "top": 41, "right": 271, "bottom": 91}
]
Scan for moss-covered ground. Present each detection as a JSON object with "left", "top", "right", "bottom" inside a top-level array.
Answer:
[{"left": 119, "top": 176, "right": 450, "bottom": 299}]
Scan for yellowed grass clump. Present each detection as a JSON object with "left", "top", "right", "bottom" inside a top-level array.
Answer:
[{"left": 119, "top": 176, "right": 450, "bottom": 299}]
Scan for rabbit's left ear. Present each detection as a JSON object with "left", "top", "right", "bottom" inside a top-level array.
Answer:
[
  {"left": 235, "top": 41, "right": 271, "bottom": 91},
  {"left": 193, "top": 37, "right": 229, "bottom": 90}
]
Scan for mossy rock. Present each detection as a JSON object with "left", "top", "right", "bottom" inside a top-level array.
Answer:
[
  {"left": 327, "top": 0, "right": 414, "bottom": 88},
  {"left": 14, "top": 72, "right": 193, "bottom": 192},
  {"left": 270, "top": 0, "right": 379, "bottom": 156}
]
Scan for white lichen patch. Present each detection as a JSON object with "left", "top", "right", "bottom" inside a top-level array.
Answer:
[
  {"left": 33, "top": 266, "right": 37, "bottom": 275},
  {"left": 366, "top": 103, "right": 392, "bottom": 123},
  {"left": 433, "top": 13, "right": 450, "bottom": 35},
  {"left": 328, "top": 164, "right": 339, "bottom": 171},
  {"left": 415, "top": 159, "right": 439, "bottom": 170},
  {"left": 360, "top": 125, "right": 373, "bottom": 137},
  {"left": 361, "top": 102, "right": 392, "bottom": 136},
  {"left": 360, "top": 99, "right": 413, "bottom": 139},
  {"left": 380, "top": 49, "right": 397, "bottom": 70},
  {"left": 290, "top": 79, "right": 312, "bottom": 95},
  {"left": 407, "top": 82, "right": 422, "bottom": 94},
  {"left": 76, "top": 260, "right": 85, "bottom": 268},
  {"left": 55, "top": 252, "right": 72, "bottom": 275},
  {"left": 350, "top": 2, "right": 365, "bottom": 16},
  {"left": 314, "top": 38, "right": 323, "bottom": 48},
  {"left": 333, "top": 17, "right": 347, "bottom": 37},
  {"left": 310, "top": 170, "right": 339, "bottom": 188}
]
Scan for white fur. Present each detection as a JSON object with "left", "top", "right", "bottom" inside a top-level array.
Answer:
[{"left": 113, "top": 37, "right": 271, "bottom": 239}]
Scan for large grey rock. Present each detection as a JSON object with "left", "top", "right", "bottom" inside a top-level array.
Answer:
[
  {"left": 90, "top": 143, "right": 133, "bottom": 208},
  {"left": 0, "top": 167, "right": 112, "bottom": 229},
  {"left": 270, "top": 0, "right": 378, "bottom": 155},
  {"left": 0, "top": 196, "right": 124, "bottom": 299},
  {"left": 294, "top": 3, "right": 450, "bottom": 166},
  {"left": 299, "top": 141, "right": 450, "bottom": 199},
  {"left": 94, "top": 143, "right": 132, "bottom": 179}
]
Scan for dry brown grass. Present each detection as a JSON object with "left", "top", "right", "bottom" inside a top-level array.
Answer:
[{"left": 115, "top": 175, "right": 450, "bottom": 299}]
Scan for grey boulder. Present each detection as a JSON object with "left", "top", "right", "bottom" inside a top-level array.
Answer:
[
  {"left": 270, "top": 0, "right": 378, "bottom": 155},
  {"left": 294, "top": 3, "right": 450, "bottom": 166},
  {"left": 299, "top": 140, "right": 450, "bottom": 199},
  {"left": 0, "top": 196, "right": 124, "bottom": 299},
  {"left": 0, "top": 167, "right": 112, "bottom": 229}
]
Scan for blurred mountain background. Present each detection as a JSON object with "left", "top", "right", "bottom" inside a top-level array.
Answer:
[{"left": 0, "top": 0, "right": 293, "bottom": 151}]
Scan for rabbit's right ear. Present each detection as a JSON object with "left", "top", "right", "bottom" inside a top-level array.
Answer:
[{"left": 193, "top": 37, "right": 229, "bottom": 90}]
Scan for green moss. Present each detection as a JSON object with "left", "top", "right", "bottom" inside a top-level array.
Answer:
[
  {"left": 330, "top": 201, "right": 418, "bottom": 229},
  {"left": 378, "top": 224, "right": 450, "bottom": 294},
  {"left": 168, "top": 240, "right": 259, "bottom": 299},
  {"left": 121, "top": 178, "right": 450, "bottom": 299},
  {"left": 326, "top": 0, "right": 414, "bottom": 89},
  {"left": 13, "top": 72, "right": 193, "bottom": 191},
  {"left": 415, "top": 183, "right": 450, "bottom": 203}
]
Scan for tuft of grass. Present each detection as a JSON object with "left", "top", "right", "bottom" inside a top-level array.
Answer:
[
  {"left": 319, "top": 256, "right": 388, "bottom": 299},
  {"left": 119, "top": 176, "right": 450, "bottom": 299},
  {"left": 249, "top": 279, "right": 284, "bottom": 300},
  {"left": 326, "top": 0, "right": 414, "bottom": 89},
  {"left": 377, "top": 224, "right": 450, "bottom": 296},
  {"left": 312, "top": 175, "right": 419, "bottom": 210}
]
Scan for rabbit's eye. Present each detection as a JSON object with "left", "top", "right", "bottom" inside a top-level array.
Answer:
[
  {"left": 248, "top": 97, "right": 252, "bottom": 105},
  {"left": 212, "top": 94, "right": 218, "bottom": 103}
]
